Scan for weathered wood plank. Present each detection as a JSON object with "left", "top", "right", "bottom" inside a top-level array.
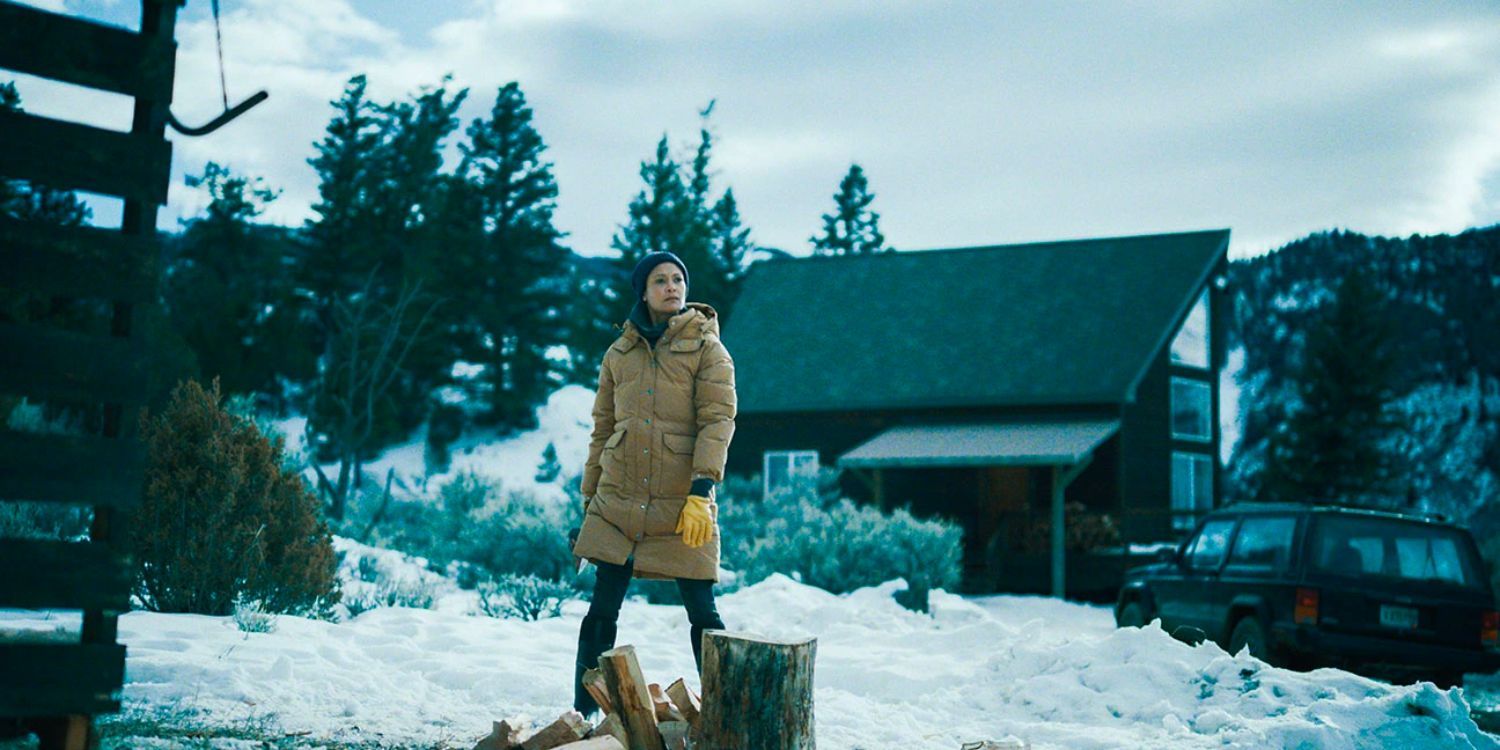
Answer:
[
  {"left": 0, "top": 321, "right": 150, "bottom": 405},
  {"left": 0, "top": 3, "right": 175, "bottom": 101},
  {"left": 0, "top": 219, "right": 160, "bottom": 303},
  {"left": 0, "top": 110, "right": 172, "bottom": 205},
  {"left": 598, "top": 646, "right": 662, "bottom": 750},
  {"left": 0, "top": 431, "right": 145, "bottom": 508},
  {"left": 0, "top": 539, "right": 131, "bottom": 612},
  {"left": 697, "top": 631, "right": 817, "bottom": 750},
  {"left": 0, "top": 644, "right": 124, "bottom": 717}
]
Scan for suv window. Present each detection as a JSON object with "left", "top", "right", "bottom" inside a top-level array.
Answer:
[
  {"left": 1225, "top": 516, "right": 1296, "bottom": 573},
  {"left": 1184, "top": 519, "right": 1236, "bottom": 571},
  {"left": 1310, "top": 516, "right": 1483, "bottom": 589}
]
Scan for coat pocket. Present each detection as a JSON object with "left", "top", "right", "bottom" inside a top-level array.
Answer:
[
  {"left": 660, "top": 432, "right": 695, "bottom": 497},
  {"left": 600, "top": 427, "right": 627, "bottom": 489}
]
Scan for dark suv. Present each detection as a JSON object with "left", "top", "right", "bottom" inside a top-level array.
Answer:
[{"left": 1116, "top": 503, "right": 1500, "bottom": 684}]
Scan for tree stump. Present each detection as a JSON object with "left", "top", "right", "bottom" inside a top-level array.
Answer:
[{"left": 695, "top": 631, "right": 816, "bottom": 750}]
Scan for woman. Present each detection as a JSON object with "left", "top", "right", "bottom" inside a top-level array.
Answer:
[{"left": 570, "top": 251, "right": 736, "bottom": 717}]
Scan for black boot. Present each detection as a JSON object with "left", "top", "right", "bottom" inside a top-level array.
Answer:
[{"left": 573, "top": 615, "right": 618, "bottom": 716}]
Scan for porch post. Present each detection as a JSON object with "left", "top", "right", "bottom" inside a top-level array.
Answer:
[{"left": 1051, "top": 465, "right": 1065, "bottom": 598}]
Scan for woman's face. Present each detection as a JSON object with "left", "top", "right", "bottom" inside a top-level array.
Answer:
[{"left": 643, "top": 262, "right": 686, "bottom": 317}]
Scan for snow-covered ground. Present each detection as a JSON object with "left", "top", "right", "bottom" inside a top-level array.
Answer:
[
  {"left": 4, "top": 537, "right": 1496, "bottom": 749},
  {"left": 4, "top": 387, "right": 1493, "bottom": 748}
]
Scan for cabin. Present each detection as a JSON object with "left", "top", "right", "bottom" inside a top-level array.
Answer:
[{"left": 723, "top": 229, "right": 1230, "bottom": 597}]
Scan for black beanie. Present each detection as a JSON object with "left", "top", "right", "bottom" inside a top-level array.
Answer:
[{"left": 631, "top": 251, "right": 689, "bottom": 300}]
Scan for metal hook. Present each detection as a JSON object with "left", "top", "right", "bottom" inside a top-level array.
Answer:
[{"left": 167, "top": 90, "right": 268, "bottom": 137}]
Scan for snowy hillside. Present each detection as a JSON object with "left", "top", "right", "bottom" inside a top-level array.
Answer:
[
  {"left": 278, "top": 385, "right": 598, "bottom": 508},
  {"left": 4, "top": 538, "right": 1495, "bottom": 749}
]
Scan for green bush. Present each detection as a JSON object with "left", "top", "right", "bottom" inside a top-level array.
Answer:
[
  {"left": 132, "top": 379, "right": 340, "bottom": 617},
  {"left": 478, "top": 573, "right": 576, "bottom": 620},
  {"left": 718, "top": 473, "right": 963, "bottom": 611},
  {"left": 356, "top": 471, "right": 583, "bottom": 586}
]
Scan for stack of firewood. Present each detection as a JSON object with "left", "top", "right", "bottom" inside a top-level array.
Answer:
[{"left": 474, "top": 645, "right": 701, "bottom": 750}]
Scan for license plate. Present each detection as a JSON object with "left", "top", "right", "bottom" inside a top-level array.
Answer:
[{"left": 1379, "top": 604, "right": 1419, "bottom": 630}]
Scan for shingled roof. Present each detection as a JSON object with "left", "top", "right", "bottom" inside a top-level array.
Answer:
[{"left": 724, "top": 229, "right": 1229, "bottom": 414}]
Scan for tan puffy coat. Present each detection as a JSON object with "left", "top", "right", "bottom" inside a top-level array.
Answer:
[{"left": 571, "top": 302, "right": 736, "bottom": 581}]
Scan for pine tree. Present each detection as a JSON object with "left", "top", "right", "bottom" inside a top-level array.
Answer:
[
  {"left": 166, "top": 163, "right": 307, "bottom": 397},
  {"left": 811, "top": 163, "right": 887, "bottom": 255},
  {"left": 536, "top": 441, "right": 562, "bottom": 483},
  {"left": 302, "top": 76, "right": 466, "bottom": 456},
  {"left": 611, "top": 135, "right": 687, "bottom": 271},
  {"left": 451, "top": 82, "right": 569, "bottom": 430},
  {"left": 607, "top": 106, "right": 752, "bottom": 316},
  {"left": 1258, "top": 268, "right": 1406, "bottom": 507}
]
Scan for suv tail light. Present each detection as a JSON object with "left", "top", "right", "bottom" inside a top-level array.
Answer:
[
  {"left": 1483, "top": 611, "right": 1499, "bottom": 651},
  {"left": 1294, "top": 587, "right": 1319, "bottom": 625}
]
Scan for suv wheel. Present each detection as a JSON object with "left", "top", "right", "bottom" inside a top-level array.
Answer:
[
  {"left": 1117, "top": 601, "right": 1148, "bottom": 628},
  {"left": 1229, "top": 616, "right": 1271, "bottom": 662}
]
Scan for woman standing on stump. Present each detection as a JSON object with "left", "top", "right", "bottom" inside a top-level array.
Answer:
[{"left": 570, "top": 251, "right": 736, "bottom": 717}]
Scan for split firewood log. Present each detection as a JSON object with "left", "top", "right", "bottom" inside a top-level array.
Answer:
[
  {"left": 664, "top": 679, "right": 700, "bottom": 728},
  {"left": 582, "top": 667, "right": 614, "bottom": 715},
  {"left": 551, "top": 738, "right": 626, "bottom": 750},
  {"left": 474, "top": 720, "right": 524, "bottom": 750},
  {"left": 587, "top": 713, "right": 629, "bottom": 747},
  {"left": 519, "top": 711, "right": 590, "bottom": 750},
  {"left": 658, "top": 720, "right": 689, "bottom": 750},
  {"left": 598, "top": 646, "right": 663, "bottom": 750},
  {"left": 648, "top": 683, "right": 685, "bottom": 723}
]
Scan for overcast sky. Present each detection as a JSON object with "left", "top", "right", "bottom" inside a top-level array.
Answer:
[{"left": 12, "top": 1, "right": 1500, "bottom": 259}]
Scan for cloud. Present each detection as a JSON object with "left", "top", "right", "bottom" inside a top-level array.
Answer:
[{"left": 26, "top": 0, "right": 1495, "bottom": 260}]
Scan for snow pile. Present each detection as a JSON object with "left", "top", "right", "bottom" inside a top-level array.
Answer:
[{"left": 4, "top": 550, "right": 1492, "bottom": 749}]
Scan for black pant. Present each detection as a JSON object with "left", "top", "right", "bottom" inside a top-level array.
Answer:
[
  {"left": 586, "top": 556, "right": 726, "bottom": 668},
  {"left": 574, "top": 557, "right": 725, "bottom": 715}
]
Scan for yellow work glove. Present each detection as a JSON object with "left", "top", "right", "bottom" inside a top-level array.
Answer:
[{"left": 675, "top": 494, "right": 713, "bottom": 548}]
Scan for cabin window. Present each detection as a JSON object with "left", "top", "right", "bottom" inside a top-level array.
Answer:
[
  {"left": 1171, "top": 452, "right": 1214, "bottom": 530},
  {"left": 1171, "top": 377, "right": 1212, "bottom": 442},
  {"left": 763, "top": 450, "right": 819, "bottom": 499},
  {"left": 1170, "top": 289, "right": 1210, "bottom": 369}
]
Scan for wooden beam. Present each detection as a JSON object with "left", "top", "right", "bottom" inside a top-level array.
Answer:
[
  {"left": 0, "top": 219, "right": 160, "bottom": 303},
  {"left": 1051, "top": 465, "right": 1065, "bottom": 599},
  {"left": 0, "top": 539, "right": 131, "bottom": 612},
  {"left": 1049, "top": 453, "right": 1095, "bottom": 599},
  {"left": 0, "top": 2, "right": 175, "bottom": 101},
  {"left": 0, "top": 644, "right": 125, "bottom": 717},
  {"left": 0, "top": 431, "right": 145, "bottom": 508},
  {"left": 0, "top": 109, "right": 172, "bottom": 205},
  {"left": 0, "top": 321, "right": 151, "bottom": 405}
]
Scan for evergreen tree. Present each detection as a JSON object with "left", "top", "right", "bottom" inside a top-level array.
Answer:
[
  {"left": 611, "top": 135, "right": 687, "bottom": 271},
  {"left": 301, "top": 76, "right": 466, "bottom": 456},
  {"left": 536, "top": 441, "right": 562, "bottom": 483},
  {"left": 451, "top": 82, "right": 569, "bottom": 430},
  {"left": 811, "top": 163, "right": 887, "bottom": 255},
  {"left": 302, "top": 75, "right": 382, "bottom": 316},
  {"left": 165, "top": 163, "right": 308, "bottom": 398},
  {"left": 608, "top": 106, "right": 752, "bottom": 316},
  {"left": 1258, "top": 268, "right": 1406, "bottom": 507},
  {"left": 707, "top": 187, "right": 753, "bottom": 317}
]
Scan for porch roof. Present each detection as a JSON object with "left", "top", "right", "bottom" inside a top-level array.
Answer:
[{"left": 837, "top": 420, "right": 1120, "bottom": 469}]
